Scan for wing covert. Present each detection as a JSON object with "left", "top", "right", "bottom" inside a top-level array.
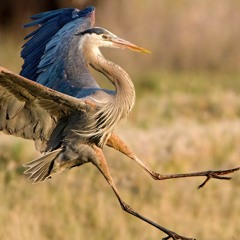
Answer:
[
  {"left": 20, "top": 7, "right": 95, "bottom": 82},
  {"left": 0, "top": 67, "right": 88, "bottom": 151}
]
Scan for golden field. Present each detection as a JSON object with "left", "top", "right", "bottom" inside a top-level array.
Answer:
[
  {"left": 0, "top": 1, "right": 240, "bottom": 239},
  {"left": 0, "top": 70, "right": 239, "bottom": 240}
]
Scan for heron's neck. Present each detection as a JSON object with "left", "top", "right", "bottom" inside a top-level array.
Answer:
[
  {"left": 84, "top": 48, "right": 135, "bottom": 146},
  {"left": 89, "top": 50, "right": 136, "bottom": 118}
]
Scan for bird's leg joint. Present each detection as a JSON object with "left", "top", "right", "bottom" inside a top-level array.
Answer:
[
  {"left": 120, "top": 201, "right": 133, "bottom": 212},
  {"left": 150, "top": 171, "right": 164, "bottom": 180}
]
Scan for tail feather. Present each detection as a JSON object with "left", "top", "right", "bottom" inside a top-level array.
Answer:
[{"left": 23, "top": 149, "right": 62, "bottom": 183}]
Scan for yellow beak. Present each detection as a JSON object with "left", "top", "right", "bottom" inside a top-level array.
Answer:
[{"left": 111, "top": 37, "right": 151, "bottom": 54}]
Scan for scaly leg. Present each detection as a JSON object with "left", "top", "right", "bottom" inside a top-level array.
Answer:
[
  {"left": 91, "top": 145, "right": 195, "bottom": 240},
  {"left": 107, "top": 133, "right": 240, "bottom": 188}
]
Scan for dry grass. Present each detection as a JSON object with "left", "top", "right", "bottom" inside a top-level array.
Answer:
[
  {"left": 0, "top": 3, "right": 240, "bottom": 238},
  {"left": 0, "top": 74, "right": 240, "bottom": 239}
]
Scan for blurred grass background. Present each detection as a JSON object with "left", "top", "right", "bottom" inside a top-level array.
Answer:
[{"left": 0, "top": 0, "right": 240, "bottom": 239}]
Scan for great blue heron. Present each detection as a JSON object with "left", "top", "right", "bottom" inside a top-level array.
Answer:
[{"left": 0, "top": 7, "right": 239, "bottom": 240}]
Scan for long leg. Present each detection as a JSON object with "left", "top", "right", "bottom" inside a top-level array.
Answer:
[
  {"left": 107, "top": 133, "right": 240, "bottom": 188},
  {"left": 91, "top": 145, "right": 195, "bottom": 240}
]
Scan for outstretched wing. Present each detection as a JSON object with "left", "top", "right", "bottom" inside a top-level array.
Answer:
[
  {"left": 0, "top": 67, "right": 88, "bottom": 152},
  {"left": 20, "top": 7, "right": 98, "bottom": 95}
]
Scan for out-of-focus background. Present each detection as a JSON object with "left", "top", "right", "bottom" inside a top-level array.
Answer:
[{"left": 0, "top": 1, "right": 240, "bottom": 240}]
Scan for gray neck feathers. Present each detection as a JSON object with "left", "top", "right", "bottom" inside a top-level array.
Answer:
[{"left": 82, "top": 47, "right": 136, "bottom": 146}]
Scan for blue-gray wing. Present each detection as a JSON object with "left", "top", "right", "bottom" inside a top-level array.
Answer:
[
  {"left": 20, "top": 7, "right": 97, "bottom": 96},
  {"left": 0, "top": 67, "right": 88, "bottom": 152}
]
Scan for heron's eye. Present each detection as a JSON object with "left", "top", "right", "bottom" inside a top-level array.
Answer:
[{"left": 102, "top": 35, "right": 108, "bottom": 40}]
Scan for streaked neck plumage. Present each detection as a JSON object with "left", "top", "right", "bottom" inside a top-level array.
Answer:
[{"left": 82, "top": 44, "right": 136, "bottom": 146}]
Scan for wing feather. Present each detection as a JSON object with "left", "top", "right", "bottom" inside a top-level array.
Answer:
[
  {"left": 0, "top": 67, "right": 89, "bottom": 151},
  {"left": 20, "top": 7, "right": 95, "bottom": 82}
]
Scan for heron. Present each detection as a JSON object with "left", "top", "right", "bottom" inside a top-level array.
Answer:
[{"left": 0, "top": 7, "right": 239, "bottom": 240}]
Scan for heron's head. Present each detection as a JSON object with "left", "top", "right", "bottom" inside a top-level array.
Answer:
[{"left": 77, "top": 27, "right": 150, "bottom": 53}]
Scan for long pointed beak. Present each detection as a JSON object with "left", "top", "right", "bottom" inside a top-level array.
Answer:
[{"left": 111, "top": 37, "right": 151, "bottom": 54}]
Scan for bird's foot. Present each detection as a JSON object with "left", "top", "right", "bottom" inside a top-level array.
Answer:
[
  {"left": 151, "top": 166, "right": 240, "bottom": 188},
  {"left": 162, "top": 230, "right": 196, "bottom": 240}
]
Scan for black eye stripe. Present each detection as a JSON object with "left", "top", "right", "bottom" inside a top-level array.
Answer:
[{"left": 77, "top": 27, "right": 108, "bottom": 36}]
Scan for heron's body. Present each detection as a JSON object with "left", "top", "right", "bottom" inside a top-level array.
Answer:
[{"left": 20, "top": 7, "right": 136, "bottom": 151}]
